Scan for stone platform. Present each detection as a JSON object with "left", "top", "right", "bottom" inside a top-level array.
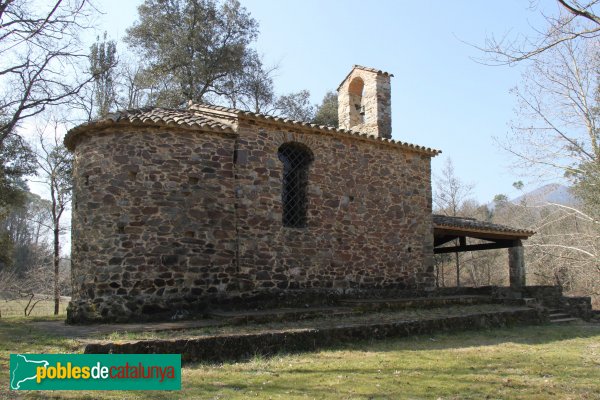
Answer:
[
  {"left": 339, "top": 294, "right": 494, "bottom": 311},
  {"left": 84, "top": 304, "right": 545, "bottom": 363},
  {"left": 50, "top": 287, "right": 593, "bottom": 363},
  {"left": 210, "top": 306, "right": 355, "bottom": 324}
]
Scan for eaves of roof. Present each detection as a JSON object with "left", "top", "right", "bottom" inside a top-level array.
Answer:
[
  {"left": 65, "top": 103, "right": 440, "bottom": 157},
  {"left": 64, "top": 107, "right": 235, "bottom": 151},
  {"left": 191, "top": 103, "right": 440, "bottom": 157},
  {"left": 433, "top": 214, "right": 535, "bottom": 239}
]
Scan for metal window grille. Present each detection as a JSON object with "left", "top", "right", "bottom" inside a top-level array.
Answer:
[{"left": 278, "top": 143, "right": 313, "bottom": 228}]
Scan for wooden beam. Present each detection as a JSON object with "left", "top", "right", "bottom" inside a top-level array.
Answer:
[
  {"left": 434, "top": 227, "right": 531, "bottom": 241},
  {"left": 434, "top": 239, "right": 515, "bottom": 254}
]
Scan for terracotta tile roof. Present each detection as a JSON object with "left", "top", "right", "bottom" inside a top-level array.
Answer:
[
  {"left": 191, "top": 103, "right": 440, "bottom": 156},
  {"left": 64, "top": 107, "right": 235, "bottom": 150},
  {"left": 433, "top": 214, "right": 535, "bottom": 238},
  {"left": 65, "top": 103, "right": 440, "bottom": 156},
  {"left": 352, "top": 65, "right": 394, "bottom": 77}
]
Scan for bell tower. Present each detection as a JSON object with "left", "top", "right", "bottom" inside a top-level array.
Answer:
[{"left": 337, "top": 65, "right": 393, "bottom": 139}]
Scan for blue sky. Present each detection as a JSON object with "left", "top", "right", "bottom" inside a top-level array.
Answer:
[{"left": 94, "top": 0, "right": 560, "bottom": 203}]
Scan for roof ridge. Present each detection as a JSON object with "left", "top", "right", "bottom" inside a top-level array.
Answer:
[{"left": 190, "top": 103, "right": 440, "bottom": 156}]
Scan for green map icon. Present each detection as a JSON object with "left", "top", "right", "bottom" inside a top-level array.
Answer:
[{"left": 10, "top": 354, "right": 49, "bottom": 390}]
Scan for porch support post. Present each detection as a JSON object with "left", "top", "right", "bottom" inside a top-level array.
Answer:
[{"left": 508, "top": 239, "right": 525, "bottom": 289}]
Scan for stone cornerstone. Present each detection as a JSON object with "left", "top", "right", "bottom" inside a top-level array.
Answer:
[{"left": 64, "top": 65, "right": 440, "bottom": 323}]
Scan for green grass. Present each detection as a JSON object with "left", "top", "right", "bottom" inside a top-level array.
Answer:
[
  {"left": 1, "top": 317, "right": 599, "bottom": 399},
  {"left": 0, "top": 298, "right": 68, "bottom": 318}
]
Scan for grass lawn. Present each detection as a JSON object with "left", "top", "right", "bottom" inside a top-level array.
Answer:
[
  {"left": 1, "top": 317, "right": 599, "bottom": 399},
  {"left": 0, "top": 298, "right": 69, "bottom": 318}
]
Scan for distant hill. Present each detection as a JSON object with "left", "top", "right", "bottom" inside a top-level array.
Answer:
[{"left": 510, "top": 183, "right": 579, "bottom": 207}]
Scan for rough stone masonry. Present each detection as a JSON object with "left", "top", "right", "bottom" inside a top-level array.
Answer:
[{"left": 64, "top": 65, "right": 440, "bottom": 323}]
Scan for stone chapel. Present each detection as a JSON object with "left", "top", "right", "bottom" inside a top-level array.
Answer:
[{"left": 64, "top": 66, "right": 529, "bottom": 323}]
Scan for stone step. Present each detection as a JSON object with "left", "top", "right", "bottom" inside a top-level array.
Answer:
[
  {"left": 503, "top": 297, "right": 539, "bottom": 307},
  {"left": 85, "top": 307, "right": 544, "bottom": 363},
  {"left": 549, "top": 313, "right": 570, "bottom": 319},
  {"left": 210, "top": 306, "right": 356, "bottom": 325},
  {"left": 339, "top": 295, "right": 493, "bottom": 311},
  {"left": 522, "top": 297, "right": 538, "bottom": 307},
  {"left": 549, "top": 317, "right": 580, "bottom": 324}
]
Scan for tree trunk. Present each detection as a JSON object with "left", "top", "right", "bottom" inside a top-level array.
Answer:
[{"left": 54, "top": 226, "right": 60, "bottom": 315}]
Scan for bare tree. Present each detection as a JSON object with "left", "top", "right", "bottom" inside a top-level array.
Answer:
[
  {"left": 220, "top": 52, "right": 277, "bottom": 113},
  {"left": 498, "top": 25, "right": 600, "bottom": 223},
  {"left": 0, "top": 265, "right": 56, "bottom": 317},
  {"left": 1, "top": 192, "right": 52, "bottom": 275},
  {"left": 478, "top": 1, "right": 600, "bottom": 65},
  {"left": 32, "top": 120, "right": 72, "bottom": 315},
  {"left": 434, "top": 158, "right": 475, "bottom": 217},
  {"left": 0, "top": 0, "right": 97, "bottom": 145},
  {"left": 487, "top": 24, "right": 600, "bottom": 305},
  {"left": 494, "top": 200, "right": 600, "bottom": 306},
  {"left": 433, "top": 158, "right": 475, "bottom": 287},
  {"left": 474, "top": 1, "right": 600, "bottom": 303},
  {"left": 506, "top": 37, "right": 597, "bottom": 168},
  {"left": 478, "top": 2, "right": 600, "bottom": 220},
  {"left": 115, "top": 57, "right": 149, "bottom": 110}
]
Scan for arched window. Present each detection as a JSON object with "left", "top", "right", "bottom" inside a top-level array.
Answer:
[
  {"left": 348, "top": 77, "right": 365, "bottom": 125},
  {"left": 278, "top": 142, "right": 313, "bottom": 228}
]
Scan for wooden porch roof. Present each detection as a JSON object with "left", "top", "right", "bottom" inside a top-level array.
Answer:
[{"left": 433, "top": 214, "right": 535, "bottom": 254}]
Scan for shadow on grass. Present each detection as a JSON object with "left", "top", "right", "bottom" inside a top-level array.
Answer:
[
  {"left": 168, "top": 322, "right": 600, "bottom": 367},
  {"left": 354, "top": 322, "right": 600, "bottom": 351}
]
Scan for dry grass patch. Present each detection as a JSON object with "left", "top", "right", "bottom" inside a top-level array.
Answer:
[{"left": 0, "top": 297, "right": 68, "bottom": 318}]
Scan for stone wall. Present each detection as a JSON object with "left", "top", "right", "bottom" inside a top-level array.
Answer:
[
  {"left": 338, "top": 68, "right": 392, "bottom": 139},
  {"left": 521, "top": 286, "right": 563, "bottom": 308},
  {"left": 561, "top": 296, "right": 593, "bottom": 321},
  {"left": 67, "top": 118, "right": 434, "bottom": 323},
  {"left": 234, "top": 120, "right": 434, "bottom": 297},
  {"left": 67, "top": 126, "right": 238, "bottom": 322},
  {"left": 490, "top": 285, "right": 593, "bottom": 320}
]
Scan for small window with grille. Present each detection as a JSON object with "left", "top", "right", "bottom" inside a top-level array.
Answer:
[{"left": 278, "top": 142, "right": 313, "bottom": 228}]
